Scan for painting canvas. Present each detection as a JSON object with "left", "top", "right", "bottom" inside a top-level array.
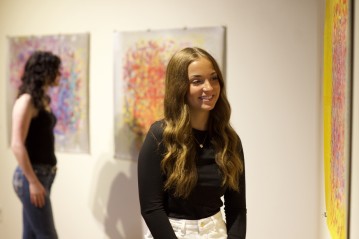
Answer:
[
  {"left": 114, "top": 26, "right": 225, "bottom": 159},
  {"left": 7, "top": 33, "right": 90, "bottom": 153},
  {"left": 323, "top": 0, "right": 353, "bottom": 238}
]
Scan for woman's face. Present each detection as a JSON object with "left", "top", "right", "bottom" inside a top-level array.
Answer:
[
  {"left": 186, "top": 57, "right": 221, "bottom": 113},
  {"left": 51, "top": 67, "right": 62, "bottom": 87}
]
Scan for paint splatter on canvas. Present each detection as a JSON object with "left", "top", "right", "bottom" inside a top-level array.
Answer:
[
  {"left": 7, "top": 33, "right": 90, "bottom": 153},
  {"left": 114, "top": 27, "right": 225, "bottom": 159},
  {"left": 323, "top": 0, "right": 352, "bottom": 238}
]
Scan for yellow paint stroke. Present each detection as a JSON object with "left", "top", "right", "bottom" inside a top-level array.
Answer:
[{"left": 323, "top": 0, "right": 348, "bottom": 238}]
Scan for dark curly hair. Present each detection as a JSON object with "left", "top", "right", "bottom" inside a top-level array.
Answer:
[{"left": 17, "top": 51, "right": 61, "bottom": 110}]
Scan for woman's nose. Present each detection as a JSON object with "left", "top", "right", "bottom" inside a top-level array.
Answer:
[{"left": 203, "top": 80, "right": 213, "bottom": 91}]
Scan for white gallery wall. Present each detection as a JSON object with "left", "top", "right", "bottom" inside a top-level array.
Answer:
[{"left": 0, "top": 0, "right": 356, "bottom": 238}]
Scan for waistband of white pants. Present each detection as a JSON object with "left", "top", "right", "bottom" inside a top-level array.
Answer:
[{"left": 169, "top": 211, "right": 223, "bottom": 226}]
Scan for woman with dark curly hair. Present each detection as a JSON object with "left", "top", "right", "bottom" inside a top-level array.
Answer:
[
  {"left": 138, "top": 47, "right": 247, "bottom": 238},
  {"left": 11, "top": 51, "right": 62, "bottom": 239}
]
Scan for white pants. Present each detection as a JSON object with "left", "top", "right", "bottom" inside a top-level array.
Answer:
[{"left": 144, "top": 211, "right": 227, "bottom": 239}]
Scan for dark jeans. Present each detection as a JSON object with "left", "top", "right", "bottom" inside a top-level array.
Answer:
[{"left": 13, "top": 165, "right": 58, "bottom": 239}]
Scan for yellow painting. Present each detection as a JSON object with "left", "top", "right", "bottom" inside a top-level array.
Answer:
[{"left": 323, "top": 0, "right": 352, "bottom": 238}]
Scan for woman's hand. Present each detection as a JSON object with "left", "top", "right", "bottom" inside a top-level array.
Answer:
[{"left": 29, "top": 181, "right": 46, "bottom": 208}]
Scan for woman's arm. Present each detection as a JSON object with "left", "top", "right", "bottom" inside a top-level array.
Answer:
[
  {"left": 224, "top": 137, "right": 247, "bottom": 239},
  {"left": 11, "top": 94, "right": 46, "bottom": 208},
  {"left": 138, "top": 122, "right": 177, "bottom": 239}
]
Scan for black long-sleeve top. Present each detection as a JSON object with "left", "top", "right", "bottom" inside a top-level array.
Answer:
[{"left": 138, "top": 120, "right": 247, "bottom": 239}]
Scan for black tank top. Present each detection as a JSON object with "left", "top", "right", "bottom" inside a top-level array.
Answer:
[{"left": 25, "top": 109, "right": 57, "bottom": 166}]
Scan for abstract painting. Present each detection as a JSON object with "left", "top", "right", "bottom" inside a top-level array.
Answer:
[
  {"left": 7, "top": 33, "right": 90, "bottom": 153},
  {"left": 323, "top": 0, "right": 353, "bottom": 238},
  {"left": 113, "top": 26, "right": 225, "bottom": 159}
]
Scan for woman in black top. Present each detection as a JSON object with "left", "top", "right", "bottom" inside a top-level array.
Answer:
[
  {"left": 11, "top": 51, "right": 62, "bottom": 239},
  {"left": 138, "top": 47, "right": 246, "bottom": 238}
]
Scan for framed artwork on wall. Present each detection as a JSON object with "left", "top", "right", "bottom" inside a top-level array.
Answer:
[
  {"left": 323, "top": 0, "right": 354, "bottom": 238},
  {"left": 113, "top": 26, "right": 226, "bottom": 159},
  {"left": 7, "top": 33, "right": 90, "bottom": 154}
]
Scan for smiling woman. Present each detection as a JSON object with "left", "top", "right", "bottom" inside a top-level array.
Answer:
[
  {"left": 187, "top": 56, "right": 221, "bottom": 114},
  {"left": 138, "top": 47, "right": 247, "bottom": 239}
]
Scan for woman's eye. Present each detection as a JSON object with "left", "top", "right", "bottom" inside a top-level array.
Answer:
[{"left": 191, "top": 79, "right": 203, "bottom": 85}]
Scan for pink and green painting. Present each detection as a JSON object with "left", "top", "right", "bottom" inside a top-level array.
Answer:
[{"left": 7, "top": 33, "right": 90, "bottom": 153}]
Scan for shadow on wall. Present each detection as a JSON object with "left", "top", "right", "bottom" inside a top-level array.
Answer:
[
  {"left": 114, "top": 120, "right": 145, "bottom": 160},
  {"left": 89, "top": 140, "right": 143, "bottom": 238}
]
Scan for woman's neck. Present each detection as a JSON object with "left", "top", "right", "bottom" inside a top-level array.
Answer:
[{"left": 190, "top": 111, "right": 209, "bottom": 130}]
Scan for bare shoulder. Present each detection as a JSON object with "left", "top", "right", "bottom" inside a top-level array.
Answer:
[
  {"left": 13, "top": 93, "right": 36, "bottom": 116},
  {"left": 17, "top": 93, "right": 32, "bottom": 101}
]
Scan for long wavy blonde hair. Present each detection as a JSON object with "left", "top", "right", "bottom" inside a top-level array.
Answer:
[{"left": 161, "top": 47, "right": 243, "bottom": 198}]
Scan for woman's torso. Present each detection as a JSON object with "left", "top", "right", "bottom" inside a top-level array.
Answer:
[
  {"left": 25, "top": 109, "right": 57, "bottom": 166},
  {"left": 155, "top": 121, "right": 227, "bottom": 219}
]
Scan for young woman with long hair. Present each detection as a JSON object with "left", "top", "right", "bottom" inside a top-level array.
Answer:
[
  {"left": 11, "top": 51, "right": 62, "bottom": 239},
  {"left": 138, "top": 47, "right": 246, "bottom": 238}
]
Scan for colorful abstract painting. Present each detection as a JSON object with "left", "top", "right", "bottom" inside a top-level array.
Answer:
[
  {"left": 323, "top": 0, "right": 353, "bottom": 238},
  {"left": 7, "top": 33, "right": 90, "bottom": 153},
  {"left": 114, "top": 26, "right": 225, "bottom": 159}
]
